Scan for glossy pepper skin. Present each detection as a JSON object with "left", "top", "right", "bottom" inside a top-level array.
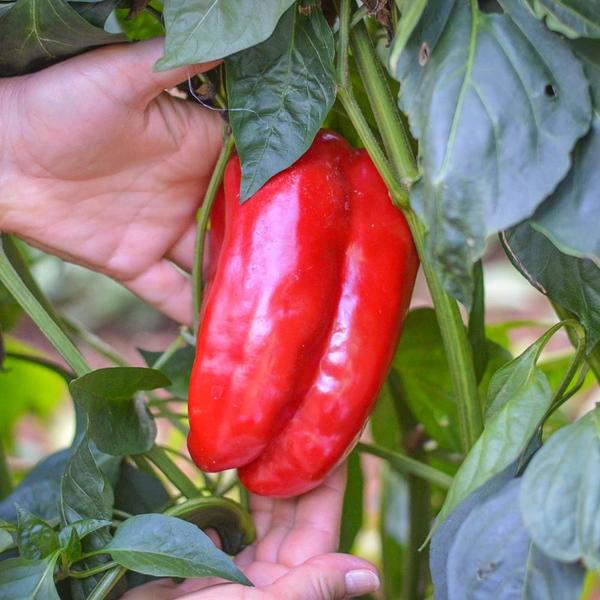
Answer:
[{"left": 188, "top": 130, "right": 419, "bottom": 497}]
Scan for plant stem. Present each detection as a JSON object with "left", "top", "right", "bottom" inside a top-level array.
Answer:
[
  {"left": 350, "top": 20, "right": 419, "bottom": 185},
  {"left": 87, "top": 567, "right": 128, "bottom": 600},
  {"left": 151, "top": 335, "right": 184, "bottom": 370},
  {"left": 192, "top": 132, "right": 235, "bottom": 334},
  {"left": 553, "top": 303, "right": 600, "bottom": 382},
  {"left": 62, "top": 317, "right": 128, "bottom": 367},
  {"left": 69, "top": 561, "right": 119, "bottom": 579},
  {"left": 145, "top": 446, "right": 198, "bottom": 498},
  {"left": 5, "top": 351, "right": 74, "bottom": 381},
  {"left": 341, "top": 4, "right": 483, "bottom": 450},
  {"left": 356, "top": 442, "right": 452, "bottom": 488},
  {"left": 0, "top": 442, "right": 12, "bottom": 499},
  {"left": 0, "top": 236, "right": 90, "bottom": 377}
]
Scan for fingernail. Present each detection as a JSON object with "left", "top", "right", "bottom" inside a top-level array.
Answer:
[{"left": 344, "top": 569, "right": 380, "bottom": 596}]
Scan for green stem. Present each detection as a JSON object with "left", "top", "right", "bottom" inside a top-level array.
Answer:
[
  {"left": 62, "top": 318, "right": 128, "bottom": 367},
  {"left": 151, "top": 335, "right": 183, "bottom": 370},
  {"left": 337, "top": 0, "right": 408, "bottom": 207},
  {"left": 350, "top": 20, "right": 419, "bottom": 185},
  {"left": 145, "top": 446, "right": 198, "bottom": 498},
  {"left": 553, "top": 303, "right": 600, "bottom": 383},
  {"left": 340, "top": 5, "right": 483, "bottom": 450},
  {"left": 5, "top": 351, "right": 74, "bottom": 381},
  {"left": 0, "top": 236, "right": 90, "bottom": 377},
  {"left": 0, "top": 442, "right": 12, "bottom": 500},
  {"left": 192, "top": 132, "right": 235, "bottom": 334},
  {"left": 356, "top": 442, "right": 452, "bottom": 489},
  {"left": 87, "top": 567, "right": 128, "bottom": 600},
  {"left": 69, "top": 561, "right": 118, "bottom": 579}
]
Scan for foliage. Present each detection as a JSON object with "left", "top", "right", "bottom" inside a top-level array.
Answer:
[{"left": 0, "top": 0, "right": 599, "bottom": 598}]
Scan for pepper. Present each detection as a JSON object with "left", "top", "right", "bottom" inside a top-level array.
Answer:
[{"left": 188, "top": 130, "right": 418, "bottom": 497}]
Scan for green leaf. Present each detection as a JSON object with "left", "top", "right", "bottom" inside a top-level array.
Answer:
[
  {"left": 58, "top": 518, "right": 112, "bottom": 547},
  {"left": 436, "top": 335, "right": 552, "bottom": 526},
  {"left": 392, "top": 308, "right": 461, "bottom": 451},
  {"left": 393, "top": 0, "right": 592, "bottom": 305},
  {"left": 139, "top": 346, "right": 195, "bottom": 400},
  {"left": 502, "top": 221, "right": 600, "bottom": 350},
  {"left": 339, "top": 450, "right": 364, "bottom": 553},
  {"left": 443, "top": 479, "right": 584, "bottom": 599},
  {"left": 70, "top": 367, "right": 168, "bottom": 455},
  {"left": 114, "top": 463, "right": 170, "bottom": 516},
  {"left": 226, "top": 1, "right": 336, "bottom": 200},
  {"left": 15, "top": 507, "right": 59, "bottom": 560},
  {"left": 71, "top": 0, "right": 121, "bottom": 29},
  {"left": 157, "top": 0, "right": 294, "bottom": 68},
  {"left": 0, "top": 0, "right": 126, "bottom": 76},
  {"left": 106, "top": 514, "right": 251, "bottom": 583},
  {"left": 531, "top": 39, "right": 600, "bottom": 265},
  {"left": 0, "top": 554, "right": 60, "bottom": 600},
  {"left": 60, "top": 438, "right": 115, "bottom": 597},
  {"left": 0, "top": 529, "right": 13, "bottom": 553},
  {"left": 528, "top": 0, "right": 600, "bottom": 39},
  {"left": 520, "top": 407, "right": 600, "bottom": 568}
]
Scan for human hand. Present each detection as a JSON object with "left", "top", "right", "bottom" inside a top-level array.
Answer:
[
  {"left": 122, "top": 466, "right": 379, "bottom": 600},
  {"left": 0, "top": 39, "right": 222, "bottom": 323}
]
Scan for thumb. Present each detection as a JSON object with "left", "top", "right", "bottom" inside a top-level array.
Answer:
[{"left": 266, "top": 554, "right": 380, "bottom": 600}]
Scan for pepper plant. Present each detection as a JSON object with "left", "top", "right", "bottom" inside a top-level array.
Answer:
[{"left": 0, "top": 0, "right": 599, "bottom": 598}]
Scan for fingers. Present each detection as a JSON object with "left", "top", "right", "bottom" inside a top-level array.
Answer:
[
  {"left": 121, "top": 259, "right": 193, "bottom": 324},
  {"left": 264, "top": 553, "right": 380, "bottom": 600}
]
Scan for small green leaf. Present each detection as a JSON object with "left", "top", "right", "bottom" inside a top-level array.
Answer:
[
  {"left": 0, "top": 554, "right": 60, "bottom": 600},
  {"left": 393, "top": 0, "right": 592, "bottom": 304},
  {"left": 58, "top": 518, "right": 112, "bottom": 547},
  {"left": 226, "top": 1, "right": 336, "bottom": 200},
  {"left": 436, "top": 335, "right": 553, "bottom": 525},
  {"left": 528, "top": 0, "right": 600, "bottom": 39},
  {"left": 114, "top": 463, "right": 170, "bottom": 516},
  {"left": 156, "top": 0, "right": 295, "bottom": 68},
  {"left": 106, "top": 514, "right": 251, "bottom": 584},
  {"left": 502, "top": 222, "right": 600, "bottom": 350},
  {"left": 70, "top": 367, "right": 168, "bottom": 455},
  {"left": 520, "top": 407, "right": 600, "bottom": 568},
  {"left": 531, "top": 39, "right": 600, "bottom": 265},
  {"left": 16, "top": 507, "right": 59, "bottom": 560},
  {"left": 0, "top": 0, "right": 126, "bottom": 76}
]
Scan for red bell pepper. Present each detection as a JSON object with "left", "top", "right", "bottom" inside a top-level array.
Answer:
[{"left": 188, "top": 130, "right": 418, "bottom": 497}]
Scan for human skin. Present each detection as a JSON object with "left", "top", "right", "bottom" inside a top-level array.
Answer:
[
  {"left": 0, "top": 39, "right": 222, "bottom": 324},
  {"left": 0, "top": 39, "right": 379, "bottom": 599}
]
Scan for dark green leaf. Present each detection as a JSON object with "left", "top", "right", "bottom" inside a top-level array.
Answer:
[
  {"left": 468, "top": 261, "right": 489, "bottom": 382},
  {"left": 0, "top": 0, "right": 126, "bottom": 77},
  {"left": 520, "top": 407, "right": 600, "bottom": 568},
  {"left": 157, "top": 0, "right": 294, "bottom": 68},
  {"left": 139, "top": 346, "right": 195, "bottom": 400},
  {"left": 531, "top": 39, "right": 600, "bottom": 264},
  {"left": 106, "top": 514, "right": 251, "bottom": 583},
  {"left": 502, "top": 222, "right": 600, "bottom": 350},
  {"left": 436, "top": 335, "right": 552, "bottom": 525},
  {"left": 339, "top": 450, "right": 363, "bottom": 553},
  {"left": 393, "top": 0, "right": 592, "bottom": 304},
  {"left": 71, "top": 0, "right": 122, "bottom": 29},
  {"left": 60, "top": 527, "right": 82, "bottom": 565},
  {"left": 371, "top": 381, "right": 402, "bottom": 449},
  {"left": 0, "top": 555, "right": 60, "bottom": 600},
  {"left": 58, "top": 518, "right": 112, "bottom": 547},
  {"left": 114, "top": 463, "right": 170, "bottom": 515},
  {"left": 527, "top": 0, "right": 600, "bottom": 39},
  {"left": 15, "top": 507, "right": 59, "bottom": 560},
  {"left": 392, "top": 308, "right": 461, "bottom": 451},
  {"left": 445, "top": 480, "right": 584, "bottom": 599},
  {"left": 226, "top": 1, "right": 336, "bottom": 200},
  {"left": 70, "top": 367, "right": 168, "bottom": 455}
]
